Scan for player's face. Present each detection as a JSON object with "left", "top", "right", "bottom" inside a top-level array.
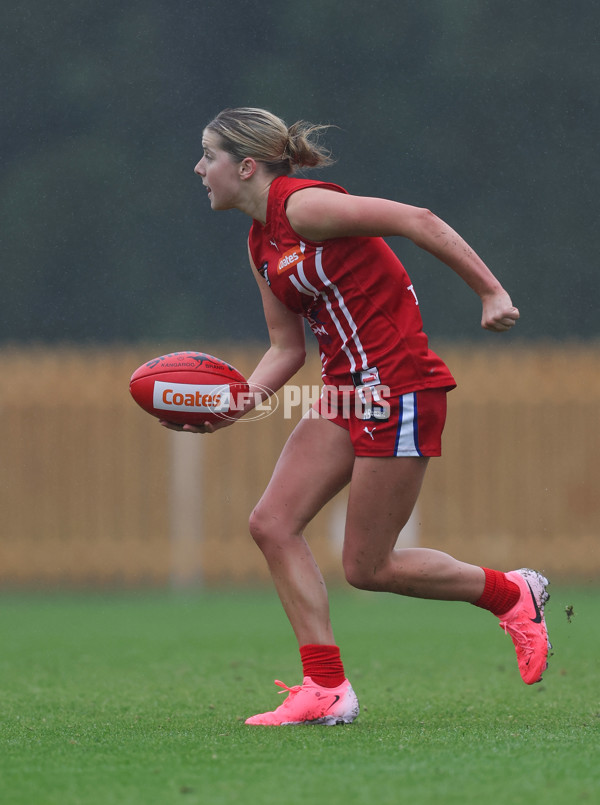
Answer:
[{"left": 195, "top": 130, "right": 241, "bottom": 210}]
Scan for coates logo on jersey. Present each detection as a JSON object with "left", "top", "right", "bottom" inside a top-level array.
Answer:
[{"left": 277, "top": 246, "right": 303, "bottom": 274}]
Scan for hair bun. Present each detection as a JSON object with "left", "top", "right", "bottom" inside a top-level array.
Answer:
[
  {"left": 285, "top": 121, "right": 334, "bottom": 170},
  {"left": 206, "top": 108, "right": 335, "bottom": 176}
]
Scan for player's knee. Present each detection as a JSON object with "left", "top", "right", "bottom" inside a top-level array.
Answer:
[
  {"left": 248, "top": 506, "right": 268, "bottom": 546},
  {"left": 343, "top": 558, "right": 383, "bottom": 592},
  {"left": 248, "top": 504, "right": 280, "bottom": 549}
]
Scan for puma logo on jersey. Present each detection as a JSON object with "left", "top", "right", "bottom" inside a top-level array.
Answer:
[
  {"left": 363, "top": 426, "right": 376, "bottom": 440},
  {"left": 277, "top": 246, "right": 303, "bottom": 274}
]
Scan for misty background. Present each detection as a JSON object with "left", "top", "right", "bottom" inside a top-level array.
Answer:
[{"left": 2, "top": 0, "right": 598, "bottom": 347}]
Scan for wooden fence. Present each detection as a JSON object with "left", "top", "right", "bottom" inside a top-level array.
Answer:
[{"left": 1, "top": 343, "right": 599, "bottom": 588}]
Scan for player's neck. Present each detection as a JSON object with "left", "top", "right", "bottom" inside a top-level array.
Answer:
[{"left": 236, "top": 175, "right": 273, "bottom": 224}]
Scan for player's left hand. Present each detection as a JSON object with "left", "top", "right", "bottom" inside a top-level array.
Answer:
[{"left": 481, "top": 290, "right": 520, "bottom": 332}]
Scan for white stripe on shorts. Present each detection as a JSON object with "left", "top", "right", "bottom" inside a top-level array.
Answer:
[{"left": 394, "top": 392, "right": 423, "bottom": 456}]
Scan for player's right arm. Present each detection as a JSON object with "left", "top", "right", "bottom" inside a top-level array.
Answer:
[
  {"left": 244, "top": 243, "right": 306, "bottom": 401},
  {"left": 161, "top": 246, "right": 305, "bottom": 434}
]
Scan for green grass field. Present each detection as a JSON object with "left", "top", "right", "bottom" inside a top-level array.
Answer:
[{"left": 1, "top": 586, "right": 598, "bottom": 805}]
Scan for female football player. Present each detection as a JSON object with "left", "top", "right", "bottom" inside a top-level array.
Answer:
[{"left": 161, "top": 107, "right": 550, "bottom": 725}]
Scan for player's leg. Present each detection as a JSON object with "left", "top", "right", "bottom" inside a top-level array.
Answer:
[
  {"left": 341, "top": 455, "right": 486, "bottom": 599},
  {"left": 245, "top": 411, "right": 361, "bottom": 725},
  {"left": 248, "top": 410, "right": 355, "bottom": 646},
  {"left": 342, "top": 455, "right": 551, "bottom": 684}
]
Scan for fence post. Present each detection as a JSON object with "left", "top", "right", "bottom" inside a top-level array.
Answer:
[{"left": 169, "top": 432, "right": 204, "bottom": 588}]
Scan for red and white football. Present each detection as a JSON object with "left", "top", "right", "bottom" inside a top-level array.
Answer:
[{"left": 129, "top": 351, "right": 249, "bottom": 425}]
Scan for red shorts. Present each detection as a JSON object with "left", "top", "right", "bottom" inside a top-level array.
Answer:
[{"left": 311, "top": 387, "right": 449, "bottom": 457}]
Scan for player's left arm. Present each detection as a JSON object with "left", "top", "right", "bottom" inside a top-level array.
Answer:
[{"left": 286, "top": 189, "right": 519, "bottom": 333}]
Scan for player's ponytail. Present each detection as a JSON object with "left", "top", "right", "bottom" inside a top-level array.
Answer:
[
  {"left": 206, "top": 107, "right": 335, "bottom": 176},
  {"left": 283, "top": 120, "right": 334, "bottom": 171}
]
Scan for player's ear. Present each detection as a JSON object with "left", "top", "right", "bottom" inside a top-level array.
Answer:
[{"left": 239, "top": 157, "right": 258, "bottom": 180}]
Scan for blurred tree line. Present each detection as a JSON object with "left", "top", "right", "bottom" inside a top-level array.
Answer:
[{"left": 1, "top": 0, "right": 598, "bottom": 345}]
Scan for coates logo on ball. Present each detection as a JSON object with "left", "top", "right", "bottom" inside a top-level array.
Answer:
[
  {"left": 153, "top": 381, "right": 230, "bottom": 415},
  {"left": 129, "top": 351, "right": 278, "bottom": 424}
]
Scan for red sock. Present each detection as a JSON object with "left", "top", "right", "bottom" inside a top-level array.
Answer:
[
  {"left": 474, "top": 567, "right": 520, "bottom": 617},
  {"left": 300, "top": 644, "right": 346, "bottom": 688}
]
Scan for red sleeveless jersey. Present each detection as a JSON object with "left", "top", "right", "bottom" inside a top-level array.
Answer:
[{"left": 248, "top": 176, "right": 456, "bottom": 395}]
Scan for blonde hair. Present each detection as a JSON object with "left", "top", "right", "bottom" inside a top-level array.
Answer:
[{"left": 205, "top": 107, "right": 334, "bottom": 175}]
